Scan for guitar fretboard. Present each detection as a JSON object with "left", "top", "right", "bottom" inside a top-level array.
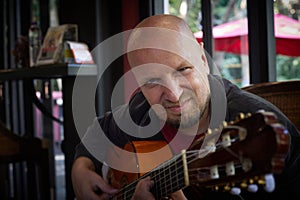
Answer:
[
  {"left": 112, "top": 152, "right": 188, "bottom": 200},
  {"left": 151, "top": 153, "right": 187, "bottom": 199}
]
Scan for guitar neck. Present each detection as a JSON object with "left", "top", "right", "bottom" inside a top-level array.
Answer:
[
  {"left": 150, "top": 152, "right": 189, "bottom": 199},
  {"left": 112, "top": 152, "right": 189, "bottom": 200}
]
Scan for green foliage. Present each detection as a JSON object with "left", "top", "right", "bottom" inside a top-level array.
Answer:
[
  {"left": 168, "top": 0, "right": 201, "bottom": 32},
  {"left": 168, "top": 0, "right": 300, "bottom": 83},
  {"left": 221, "top": 53, "right": 242, "bottom": 86},
  {"left": 169, "top": 0, "right": 181, "bottom": 15},
  {"left": 276, "top": 55, "right": 300, "bottom": 81}
]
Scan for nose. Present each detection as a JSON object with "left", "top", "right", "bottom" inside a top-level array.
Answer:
[{"left": 162, "top": 79, "right": 183, "bottom": 102}]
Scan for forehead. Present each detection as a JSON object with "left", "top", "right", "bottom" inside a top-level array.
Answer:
[
  {"left": 132, "top": 62, "right": 178, "bottom": 77},
  {"left": 128, "top": 49, "right": 188, "bottom": 67},
  {"left": 127, "top": 27, "right": 193, "bottom": 50},
  {"left": 127, "top": 27, "right": 202, "bottom": 66},
  {"left": 129, "top": 49, "right": 193, "bottom": 79}
]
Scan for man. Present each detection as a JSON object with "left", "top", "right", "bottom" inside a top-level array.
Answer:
[{"left": 71, "top": 14, "right": 300, "bottom": 200}]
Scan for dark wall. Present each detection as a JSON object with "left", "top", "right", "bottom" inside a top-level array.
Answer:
[
  {"left": 58, "top": 0, "right": 97, "bottom": 49},
  {"left": 57, "top": 0, "right": 164, "bottom": 116},
  {"left": 58, "top": 0, "right": 124, "bottom": 117}
]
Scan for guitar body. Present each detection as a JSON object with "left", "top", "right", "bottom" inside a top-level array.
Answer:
[
  {"left": 107, "top": 140, "right": 174, "bottom": 190},
  {"left": 105, "top": 111, "right": 290, "bottom": 200}
]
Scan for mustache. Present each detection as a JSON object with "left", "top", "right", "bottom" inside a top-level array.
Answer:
[{"left": 162, "top": 95, "right": 194, "bottom": 108}]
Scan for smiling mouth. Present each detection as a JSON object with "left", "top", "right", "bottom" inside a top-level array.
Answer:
[
  {"left": 166, "top": 105, "right": 182, "bottom": 113},
  {"left": 164, "top": 98, "right": 190, "bottom": 113}
]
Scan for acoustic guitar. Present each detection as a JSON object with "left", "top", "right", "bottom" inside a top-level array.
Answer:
[{"left": 106, "top": 111, "right": 290, "bottom": 199}]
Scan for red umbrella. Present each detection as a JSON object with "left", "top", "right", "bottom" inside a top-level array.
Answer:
[{"left": 194, "top": 14, "right": 300, "bottom": 57}]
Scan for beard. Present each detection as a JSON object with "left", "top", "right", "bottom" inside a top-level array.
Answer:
[{"left": 163, "top": 92, "right": 211, "bottom": 129}]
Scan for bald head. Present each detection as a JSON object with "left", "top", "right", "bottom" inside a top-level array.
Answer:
[
  {"left": 127, "top": 14, "right": 197, "bottom": 51},
  {"left": 134, "top": 14, "right": 195, "bottom": 38},
  {"left": 127, "top": 14, "right": 206, "bottom": 71}
]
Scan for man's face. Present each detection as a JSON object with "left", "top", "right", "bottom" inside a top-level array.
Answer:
[{"left": 130, "top": 48, "right": 210, "bottom": 129}]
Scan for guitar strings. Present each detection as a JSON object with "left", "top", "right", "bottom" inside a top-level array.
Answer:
[
  {"left": 149, "top": 136, "right": 244, "bottom": 195},
  {"left": 111, "top": 134, "right": 243, "bottom": 199},
  {"left": 112, "top": 154, "right": 185, "bottom": 199},
  {"left": 186, "top": 133, "right": 240, "bottom": 163}
]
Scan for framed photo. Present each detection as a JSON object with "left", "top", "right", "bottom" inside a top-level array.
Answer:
[
  {"left": 64, "top": 41, "right": 94, "bottom": 64},
  {"left": 36, "top": 24, "right": 78, "bottom": 66}
]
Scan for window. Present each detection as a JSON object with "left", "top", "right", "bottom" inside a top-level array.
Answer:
[
  {"left": 274, "top": 0, "right": 300, "bottom": 81},
  {"left": 166, "top": 0, "right": 250, "bottom": 87},
  {"left": 166, "top": 0, "right": 300, "bottom": 86}
]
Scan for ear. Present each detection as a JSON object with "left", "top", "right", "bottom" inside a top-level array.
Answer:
[{"left": 199, "top": 42, "right": 210, "bottom": 73}]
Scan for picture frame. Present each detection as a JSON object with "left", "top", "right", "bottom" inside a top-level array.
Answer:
[{"left": 36, "top": 24, "right": 78, "bottom": 66}]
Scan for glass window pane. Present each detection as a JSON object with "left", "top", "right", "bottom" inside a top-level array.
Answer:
[
  {"left": 274, "top": 0, "right": 300, "bottom": 81},
  {"left": 211, "top": 0, "right": 249, "bottom": 87},
  {"left": 166, "top": 0, "right": 250, "bottom": 87}
]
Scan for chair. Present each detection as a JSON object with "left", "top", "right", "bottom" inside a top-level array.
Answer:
[
  {"left": 242, "top": 80, "right": 300, "bottom": 131},
  {"left": 0, "top": 122, "right": 51, "bottom": 200}
]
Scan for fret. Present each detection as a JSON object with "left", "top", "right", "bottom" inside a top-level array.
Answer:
[
  {"left": 162, "top": 166, "right": 167, "bottom": 196},
  {"left": 170, "top": 159, "right": 177, "bottom": 188},
  {"left": 161, "top": 167, "right": 166, "bottom": 197},
  {"left": 167, "top": 161, "right": 173, "bottom": 193},
  {"left": 149, "top": 153, "right": 187, "bottom": 199},
  {"left": 124, "top": 182, "right": 136, "bottom": 200},
  {"left": 113, "top": 156, "right": 186, "bottom": 200}
]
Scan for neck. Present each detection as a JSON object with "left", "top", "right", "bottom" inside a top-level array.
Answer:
[{"left": 197, "top": 105, "right": 210, "bottom": 134}]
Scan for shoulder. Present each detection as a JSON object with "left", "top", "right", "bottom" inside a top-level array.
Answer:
[
  {"left": 221, "top": 78, "right": 282, "bottom": 119},
  {"left": 95, "top": 91, "right": 162, "bottom": 145},
  {"left": 97, "top": 90, "right": 149, "bottom": 128},
  {"left": 221, "top": 78, "right": 299, "bottom": 136}
]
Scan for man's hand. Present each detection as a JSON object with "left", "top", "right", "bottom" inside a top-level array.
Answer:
[
  {"left": 169, "top": 190, "right": 187, "bottom": 200},
  {"left": 131, "top": 176, "right": 187, "bottom": 200},
  {"left": 131, "top": 176, "right": 155, "bottom": 200},
  {"left": 71, "top": 157, "right": 118, "bottom": 200}
]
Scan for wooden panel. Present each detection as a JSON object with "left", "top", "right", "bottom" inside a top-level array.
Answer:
[{"left": 243, "top": 80, "right": 300, "bottom": 131}]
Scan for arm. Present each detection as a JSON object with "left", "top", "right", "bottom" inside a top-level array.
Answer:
[{"left": 71, "top": 156, "right": 118, "bottom": 200}]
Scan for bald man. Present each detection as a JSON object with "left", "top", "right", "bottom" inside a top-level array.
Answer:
[{"left": 71, "top": 14, "right": 300, "bottom": 200}]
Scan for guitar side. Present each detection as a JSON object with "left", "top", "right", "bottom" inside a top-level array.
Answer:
[{"left": 107, "top": 140, "right": 174, "bottom": 199}]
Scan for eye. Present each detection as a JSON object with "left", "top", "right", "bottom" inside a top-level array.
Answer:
[
  {"left": 142, "top": 78, "right": 161, "bottom": 88},
  {"left": 178, "top": 66, "right": 193, "bottom": 75}
]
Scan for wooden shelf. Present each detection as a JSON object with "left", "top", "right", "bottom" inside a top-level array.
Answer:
[{"left": 0, "top": 63, "right": 97, "bottom": 81}]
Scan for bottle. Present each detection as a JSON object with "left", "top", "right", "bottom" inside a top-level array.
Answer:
[{"left": 29, "top": 20, "right": 42, "bottom": 67}]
